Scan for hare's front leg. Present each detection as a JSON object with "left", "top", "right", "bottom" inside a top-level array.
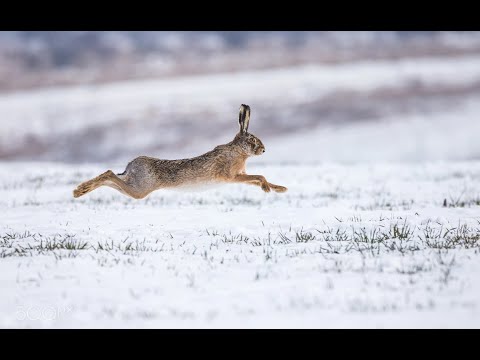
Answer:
[
  {"left": 233, "top": 174, "right": 287, "bottom": 193},
  {"left": 233, "top": 174, "right": 271, "bottom": 192},
  {"left": 267, "top": 182, "right": 288, "bottom": 193}
]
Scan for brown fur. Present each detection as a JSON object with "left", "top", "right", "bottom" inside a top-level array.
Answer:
[{"left": 73, "top": 104, "right": 287, "bottom": 199}]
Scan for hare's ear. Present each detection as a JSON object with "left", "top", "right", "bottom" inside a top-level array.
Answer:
[{"left": 238, "top": 104, "right": 251, "bottom": 134}]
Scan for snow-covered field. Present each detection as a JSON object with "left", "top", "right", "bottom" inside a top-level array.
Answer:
[
  {"left": 1, "top": 160, "right": 479, "bottom": 328},
  {"left": 1, "top": 49, "right": 480, "bottom": 328}
]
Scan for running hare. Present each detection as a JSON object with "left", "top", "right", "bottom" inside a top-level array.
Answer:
[{"left": 73, "top": 104, "right": 287, "bottom": 199}]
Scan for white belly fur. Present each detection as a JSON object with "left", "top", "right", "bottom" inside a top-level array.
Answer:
[{"left": 169, "top": 180, "right": 226, "bottom": 193}]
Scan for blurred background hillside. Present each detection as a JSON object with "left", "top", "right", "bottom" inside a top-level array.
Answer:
[{"left": 1, "top": 31, "right": 480, "bottom": 163}]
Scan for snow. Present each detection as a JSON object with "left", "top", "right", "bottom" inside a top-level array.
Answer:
[
  {"left": 1, "top": 160, "right": 479, "bottom": 328},
  {"left": 1, "top": 51, "right": 480, "bottom": 328}
]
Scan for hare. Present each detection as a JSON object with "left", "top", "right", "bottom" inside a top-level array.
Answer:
[{"left": 73, "top": 104, "right": 287, "bottom": 199}]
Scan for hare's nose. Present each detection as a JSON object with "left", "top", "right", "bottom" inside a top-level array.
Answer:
[{"left": 262, "top": 149, "right": 265, "bottom": 153}]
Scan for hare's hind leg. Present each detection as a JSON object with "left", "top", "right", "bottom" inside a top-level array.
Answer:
[
  {"left": 73, "top": 170, "right": 147, "bottom": 199},
  {"left": 73, "top": 170, "right": 110, "bottom": 198}
]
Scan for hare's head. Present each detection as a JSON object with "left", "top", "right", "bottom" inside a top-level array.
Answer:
[{"left": 234, "top": 104, "right": 266, "bottom": 156}]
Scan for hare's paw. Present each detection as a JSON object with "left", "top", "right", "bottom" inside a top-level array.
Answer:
[
  {"left": 272, "top": 185, "right": 287, "bottom": 193},
  {"left": 73, "top": 187, "right": 85, "bottom": 198},
  {"left": 261, "top": 182, "right": 271, "bottom": 193},
  {"left": 73, "top": 182, "right": 92, "bottom": 198}
]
